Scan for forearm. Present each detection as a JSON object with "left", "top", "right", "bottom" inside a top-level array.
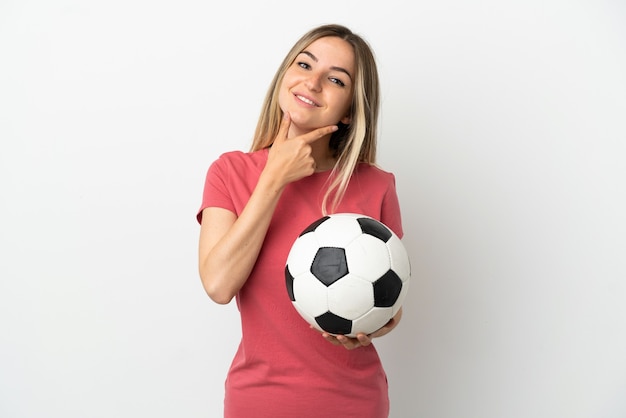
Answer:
[{"left": 199, "top": 172, "right": 285, "bottom": 304}]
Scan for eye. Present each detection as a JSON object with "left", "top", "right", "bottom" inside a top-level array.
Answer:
[
  {"left": 329, "top": 77, "right": 346, "bottom": 87},
  {"left": 297, "top": 61, "right": 311, "bottom": 70}
]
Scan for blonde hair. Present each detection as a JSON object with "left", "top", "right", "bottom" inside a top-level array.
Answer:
[{"left": 250, "top": 24, "right": 380, "bottom": 214}]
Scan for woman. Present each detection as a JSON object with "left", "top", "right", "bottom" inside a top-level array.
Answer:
[{"left": 197, "top": 24, "right": 404, "bottom": 418}]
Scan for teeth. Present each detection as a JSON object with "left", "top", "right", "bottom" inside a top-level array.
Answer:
[{"left": 297, "top": 95, "right": 315, "bottom": 106}]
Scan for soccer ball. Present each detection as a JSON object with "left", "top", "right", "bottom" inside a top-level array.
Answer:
[{"left": 285, "top": 213, "right": 411, "bottom": 338}]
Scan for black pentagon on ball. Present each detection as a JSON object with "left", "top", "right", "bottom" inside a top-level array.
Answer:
[
  {"left": 315, "top": 311, "right": 352, "bottom": 335},
  {"left": 285, "top": 266, "right": 295, "bottom": 302},
  {"left": 357, "top": 217, "right": 392, "bottom": 242},
  {"left": 311, "top": 247, "right": 348, "bottom": 286},
  {"left": 373, "top": 270, "right": 403, "bottom": 307},
  {"left": 300, "top": 216, "right": 330, "bottom": 236}
]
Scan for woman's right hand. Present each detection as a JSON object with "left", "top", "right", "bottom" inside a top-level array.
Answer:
[{"left": 263, "top": 112, "right": 338, "bottom": 187}]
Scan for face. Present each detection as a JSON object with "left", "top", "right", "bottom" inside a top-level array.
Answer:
[{"left": 278, "top": 36, "right": 355, "bottom": 136}]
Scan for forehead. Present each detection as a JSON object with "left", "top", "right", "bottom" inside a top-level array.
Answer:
[{"left": 300, "top": 36, "right": 355, "bottom": 72}]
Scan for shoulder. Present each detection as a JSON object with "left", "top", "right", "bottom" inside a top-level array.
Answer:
[
  {"left": 212, "top": 148, "right": 268, "bottom": 169},
  {"left": 207, "top": 148, "right": 268, "bottom": 177},
  {"left": 354, "top": 163, "right": 397, "bottom": 186}
]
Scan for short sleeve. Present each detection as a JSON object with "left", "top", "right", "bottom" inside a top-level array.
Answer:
[
  {"left": 381, "top": 173, "right": 404, "bottom": 239},
  {"left": 196, "top": 155, "right": 236, "bottom": 224}
]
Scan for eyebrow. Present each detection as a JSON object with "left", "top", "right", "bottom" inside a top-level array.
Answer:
[{"left": 300, "top": 50, "right": 353, "bottom": 81}]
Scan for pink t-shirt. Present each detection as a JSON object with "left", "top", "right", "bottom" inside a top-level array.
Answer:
[{"left": 198, "top": 148, "right": 404, "bottom": 418}]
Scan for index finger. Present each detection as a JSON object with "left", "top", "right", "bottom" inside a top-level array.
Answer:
[
  {"left": 301, "top": 124, "right": 339, "bottom": 144},
  {"left": 273, "top": 112, "right": 292, "bottom": 146}
]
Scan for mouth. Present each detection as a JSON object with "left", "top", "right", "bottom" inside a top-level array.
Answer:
[{"left": 294, "top": 93, "right": 319, "bottom": 107}]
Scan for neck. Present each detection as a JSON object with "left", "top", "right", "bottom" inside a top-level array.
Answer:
[
  {"left": 287, "top": 124, "right": 336, "bottom": 171},
  {"left": 311, "top": 139, "right": 337, "bottom": 172}
]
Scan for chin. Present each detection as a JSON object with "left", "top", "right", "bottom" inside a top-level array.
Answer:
[{"left": 287, "top": 112, "right": 317, "bottom": 130}]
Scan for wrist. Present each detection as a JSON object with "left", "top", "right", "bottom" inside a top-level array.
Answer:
[{"left": 257, "top": 169, "right": 287, "bottom": 198}]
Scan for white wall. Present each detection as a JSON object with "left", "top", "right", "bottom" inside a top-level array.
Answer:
[{"left": 1, "top": 1, "right": 625, "bottom": 417}]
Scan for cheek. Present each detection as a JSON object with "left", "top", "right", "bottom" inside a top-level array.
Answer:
[
  {"left": 333, "top": 92, "right": 352, "bottom": 118},
  {"left": 277, "top": 87, "right": 291, "bottom": 113},
  {"left": 280, "top": 71, "right": 298, "bottom": 91},
  {"left": 277, "top": 78, "right": 292, "bottom": 108}
]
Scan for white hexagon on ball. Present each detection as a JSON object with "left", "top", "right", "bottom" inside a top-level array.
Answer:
[
  {"left": 327, "top": 275, "right": 374, "bottom": 320},
  {"left": 345, "top": 234, "right": 391, "bottom": 281},
  {"left": 314, "top": 215, "right": 362, "bottom": 248},
  {"left": 292, "top": 271, "right": 329, "bottom": 317},
  {"left": 352, "top": 307, "right": 394, "bottom": 336}
]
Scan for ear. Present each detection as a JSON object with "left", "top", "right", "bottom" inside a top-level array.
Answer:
[{"left": 340, "top": 113, "right": 351, "bottom": 125}]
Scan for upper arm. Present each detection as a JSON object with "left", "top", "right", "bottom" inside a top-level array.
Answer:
[
  {"left": 382, "top": 174, "right": 403, "bottom": 238},
  {"left": 198, "top": 207, "right": 237, "bottom": 261}
]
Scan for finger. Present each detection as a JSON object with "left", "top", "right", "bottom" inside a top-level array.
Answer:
[
  {"left": 301, "top": 124, "right": 339, "bottom": 144},
  {"left": 273, "top": 112, "right": 291, "bottom": 145},
  {"left": 336, "top": 335, "right": 360, "bottom": 350},
  {"left": 356, "top": 333, "right": 371, "bottom": 347},
  {"left": 322, "top": 332, "right": 341, "bottom": 346}
]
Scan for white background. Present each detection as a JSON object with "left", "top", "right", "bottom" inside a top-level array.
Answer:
[{"left": 1, "top": 1, "right": 625, "bottom": 417}]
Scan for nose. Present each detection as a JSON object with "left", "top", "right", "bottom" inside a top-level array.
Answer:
[{"left": 305, "top": 72, "right": 322, "bottom": 92}]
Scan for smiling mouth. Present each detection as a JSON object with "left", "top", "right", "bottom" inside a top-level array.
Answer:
[{"left": 295, "top": 94, "right": 318, "bottom": 106}]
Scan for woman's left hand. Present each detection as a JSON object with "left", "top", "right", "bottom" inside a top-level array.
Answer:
[
  {"left": 321, "top": 332, "right": 372, "bottom": 350},
  {"left": 319, "top": 308, "right": 402, "bottom": 350}
]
